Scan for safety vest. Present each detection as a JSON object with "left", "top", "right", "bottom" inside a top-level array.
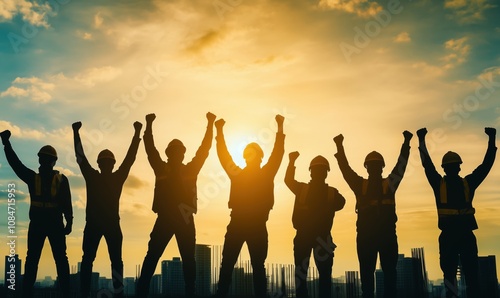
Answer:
[
  {"left": 437, "top": 178, "right": 475, "bottom": 217},
  {"left": 356, "top": 179, "right": 394, "bottom": 212},
  {"left": 292, "top": 184, "right": 336, "bottom": 229},
  {"left": 32, "top": 173, "right": 62, "bottom": 208}
]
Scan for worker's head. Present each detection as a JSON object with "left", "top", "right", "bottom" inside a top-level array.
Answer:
[
  {"left": 243, "top": 142, "right": 264, "bottom": 167},
  {"left": 309, "top": 155, "right": 329, "bottom": 181},
  {"left": 97, "top": 149, "right": 116, "bottom": 174},
  {"left": 442, "top": 151, "right": 462, "bottom": 176},
  {"left": 38, "top": 145, "right": 57, "bottom": 168},
  {"left": 364, "top": 151, "right": 385, "bottom": 176},
  {"left": 165, "top": 139, "right": 186, "bottom": 165}
]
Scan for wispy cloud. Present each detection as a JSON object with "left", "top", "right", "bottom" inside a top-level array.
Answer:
[
  {"left": 444, "top": 0, "right": 495, "bottom": 24},
  {"left": 0, "top": 121, "right": 46, "bottom": 139},
  {"left": 73, "top": 66, "right": 123, "bottom": 87},
  {"left": 0, "top": 0, "right": 55, "bottom": 27},
  {"left": 394, "top": 32, "right": 411, "bottom": 43},
  {"left": 318, "top": 0, "right": 383, "bottom": 17},
  {"left": 442, "top": 37, "right": 470, "bottom": 69},
  {"left": 0, "top": 77, "right": 55, "bottom": 103}
]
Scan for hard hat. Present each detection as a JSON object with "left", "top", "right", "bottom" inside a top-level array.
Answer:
[
  {"left": 442, "top": 151, "right": 462, "bottom": 167},
  {"left": 165, "top": 139, "right": 186, "bottom": 155},
  {"left": 97, "top": 149, "right": 115, "bottom": 162},
  {"left": 243, "top": 142, "right": 264, "bottom": 160},
  {"left": 364, "top": 151, "right": 385, "bottom": 168},
  {"left": 38, "top": 145, "right": 58, "bottom": 160},
  {"left": 309, "top": 155, "right": 330, "bottom": 171}
]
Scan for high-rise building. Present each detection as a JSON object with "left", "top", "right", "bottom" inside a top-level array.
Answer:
[
  {"left": 4, "top": 254, "right": 21, "bottom": 296},
  {"left": 162, "top": 257, "right": 185, "bottom": 296},
  {"left": 196, "top": 244, "right": 211, "bottom": 296},
  {"left": 346, "top": 271, "right": 360, "bottom": 298},
  {"left": 123, "top": 277, "right": 136, "bottom": 296},
  {"left": 150, "top": 274, "right": 162, "bottom": 295},
  {"left": 411, "top": 247, "right": 429, "bottom": 298},
  {"left": 478, "top": 255, "right": 498, "bottom": 297},
  {"left": 375, "top": 269, "right": 384, "bottom": 298}
]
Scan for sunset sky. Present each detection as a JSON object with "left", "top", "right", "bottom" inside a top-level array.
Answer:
[{"left": 1, "top": 0, "right": 500, "bottom": 283}]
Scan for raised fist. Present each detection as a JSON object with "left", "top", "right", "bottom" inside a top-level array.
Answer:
[
  {"left": 72, "top": 122, "right": 82, "bottom": 131},
  {"left": 134, "top": 121, "right": 143, "bottom": 131},
  {"left": 215, "top": 119, "right": 225, "bottom": 130},
  {"left": 275, "top": 114, "right": 285, "bottom": 125},
  {"left": 417, "top": 128, "right": 427, "bottom": 139},
  {"left": 333, "top": 134, "right": 344, "bottom": 144},
  {"left": 485, "top": 127, "right": 496, "bottom": 137},
  {"left": 146, "top": 113, "right": 156, "bottom": 122},
  {"left": 206, "top": 112, "right": 216, "bottom": 123},
  {"left": 289, "top": 151, "right": 300, "bottom": 161},
  {"left": 0, "top": 130, "right": 11, "bottom": 144},
  {"left": 403, "top": 130, "right": 413, "bottom": 141}
]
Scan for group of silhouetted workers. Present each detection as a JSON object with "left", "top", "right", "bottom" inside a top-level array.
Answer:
[{"left": 0, "top": 113, "right": 497, "bottom": 298}]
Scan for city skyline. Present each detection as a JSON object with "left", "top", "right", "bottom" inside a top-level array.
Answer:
[{"left": 1, "top": 0, "right": 500, "bottom": 284}]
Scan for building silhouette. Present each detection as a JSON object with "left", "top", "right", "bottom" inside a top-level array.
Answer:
[
  {"left": 478, "top": 255, "right": 499, "bottom": 297},
  {"left": 196, "top": 244, "right": 211, "bottom": 296},
  {"left": 162, "top": 257, "right": 185, "bottom": 296},
  {"left": 346, "top": 271, "right": 360, "bottom": 298}
]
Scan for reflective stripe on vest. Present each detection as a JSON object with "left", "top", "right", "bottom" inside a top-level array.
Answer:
[
  {"left": 437, "top": 208, "right": 475, "bottom": 216},
  {"left": 298, "top": 184, "right": 335, "bottom": 207},
  {"left": 361, "top": 179, "right": 394, "bottom": 205},
  {"left": 438, "top": 178, "right": 473, "bottom": 216},
  {"left": 439, "top": 178, "right": 469, "bottom": 204},
  {"left": 34, "top": 173, "right": 62, "bottom": 206}
]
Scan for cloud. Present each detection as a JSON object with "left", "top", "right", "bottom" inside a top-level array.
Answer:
[
  {"left": 123, "top": 174, "right": 148, "bottom": 190},
  {"left": 0, "top": 77, "right": 55, "bottom": 103},
  {"left": 318, "top": 0, "right": 383, "bottom": 18},
  {"left": 0, "top": 121, "right": 46, "bottom": 140},
  {"left": 441, "top": 37, "right": 470, "bottom": 69},
  {"left": 444, "top": 0, "right": 495, "bottom": 24},
  {"left": 76, "top": 30, "right": 93, "bottom": 40},
  {"left": 94, "top": 12, "right": 103, "bottom": 28},
  {"left": 184, "top": 29, "right": 225, "bottom": 55},
  {"left": 394, "top": 32, "right": 411, "bottom": 43},
  {"left": 0, "top": 0, "right": 55, "bottom": 27},
  {"left": 73, "top": 66, "right": 122, "bottom": 87}
]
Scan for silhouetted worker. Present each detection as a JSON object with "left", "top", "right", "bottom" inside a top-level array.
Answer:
[
  {"left": 213, "top": 115, "right": 285, "bottom": 298},
  {"left": 417, "top": 127, "right": 497, "bottom": 298},
  {"left": 0, "top": 130, "right": 72, "bottom": 298},
  {"left": 136, "top": 112, "right": 216, "bottom": 298},
  {"left": 334, "top": 131, "right": 412, "bottom": 298},
  {"left": 73, "top": 121, "right": 142, "bottom": 298},
  {"left": 285, "top": 152, "right": 345, "bottom": 298}
]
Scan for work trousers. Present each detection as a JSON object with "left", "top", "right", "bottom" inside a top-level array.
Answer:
[
  {"left": 80, "top": 220, "right": 124, "bottom": 298},
  {"left": 439, "top": 230, "right": 479, "bottom": 298},
  {"left": 136, "top": 214, "right": 196, "bottom": 297},
  {"left": 22, "top": 219, "right": 70, "bottom": 298},
  {"left": 357, "top": 229, "right": 398, "bottom": 298},
  {"left": 216, "top": 218, "right": 268, "bottom": 298},
  {"left": 294, "top": 231, "right": 335, "bottom": 298}
]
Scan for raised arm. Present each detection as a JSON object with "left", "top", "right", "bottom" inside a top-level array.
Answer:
[
  {"left": 333, "top": 134, "right": 363, "bottom": 191},
  {"left": 417, "top": 128, "right": 441, "bottom": 185},
  {"left": 466, "top": 127, "right": 497, "bottom": 189},
  {"left": 263, "top": 115, "right": 285, "bottom": 175},
  {"left": 215, "top": 119, "right": 240, "bottom": 177},
  {"left": 186, "top": 112, "right": 216, "bottom": 173},
  {"left": 143, "top": 113, "right": 164, "bottom": 172},
  {"left": 387, "top": 130, "right": 412, "bottom": 192},
  {"left": 116, "top": 121, "right": 143, "bottom": 178},
  {"left": 1, "top": 130, "right": 35, "bottom": 183},
  {"left": 72, "top": 122, "right": 94, "bottom": 175},
  {"left": 284, "top": 151, "right": 301, "bottom": 195}
]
